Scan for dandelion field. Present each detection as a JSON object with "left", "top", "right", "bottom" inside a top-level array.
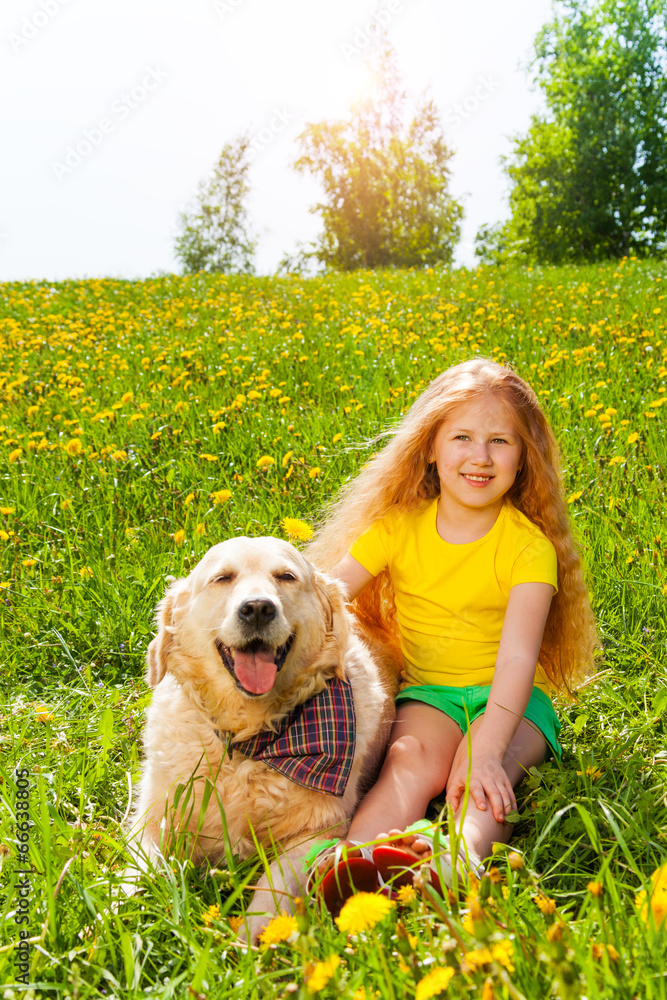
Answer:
[{"left": 1, "top": 260, "right": 666, "bottom": 998}]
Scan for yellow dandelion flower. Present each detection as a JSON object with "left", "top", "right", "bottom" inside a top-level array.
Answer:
[
  {"left": 8, "top": 448, "right": 22, "bottom": 463},
  {"left": 584, "top": 409, "right": 597, "bottom": 418},
  {"left": 202, "top": 903, "right": 220, "bottom": 926},
  {"left": 635, "top": 863, "right": 667, "bottom": 929},
  {"left": 33, "top": 704, "right": 53, "bottom": 722},
  {"left": 1, "top": 507, "right": 14, "bottom": 515},
  {"left": 587, "top": 881, "right": 604, "bottom": 897},
  {"left": 567, "top": 491, "right": 582, "bottom": 504},
  {"left": 306, "top": 955, "right": 341, "bottom": 992},
  {"left": 256, "top": 455, "right": 275, "bottom": 470},
  {"left": 309, "top": 467, "right": 321, "bottom": 479},
  {"left": 491, "top": 939, "right": 514, "bottom": 972},
  {"left": 335, "top": 892, "right": 394, "bottom": 934},
  {"left": 171, "top": 529, "right": 186, "bottom": 547},
  {"left": 184, "top": 493, "right": 195, "bottom": 505},
  {"left": 22, "top": 558, "right": 37, "bottom": 568},
  {"left": 228, "top": 915, "right": 244, "bottom": 934},
  {"left": 281, "top": 517, "right": 313, "bottom": 541},
  {"left": 608, "top": 456, "right": 625, "bottom": 465},
  {"left": 606, "top": 944, "right": 620, "bottom": 962},
  {"left": 65, "top": 438, "right": 83, "bottom": 457},
  {"left": 200, "top": 453, "right": 219, "bottom": 463},
  {"left": 195, "top": 523, "right": 206, "bottom": 536},
  {"left": 465, "top": 947, "right": 493, "bottom": 971},
  {"left": 415, "top": 966, "right": 455, "bottom": 1000},
  {"left": 110, "top": 450, "right": 127, "bottom": 462},
  {"left": 79, "top": 566, "right": 93, "bottom": 579},
  {"left": 627, "top": 432, "right": 639, "bottom": 444},
  {"left": 332, "top": 433, "right": 342, "bottom": 443},
  {"left": 279, "top": 396, "right": 291, "bottom": 404},
  {"left": 0, "top": 530, "right": 9, "bottom": 540},
  {"left": 150, "top": 431, "right": 162, "bottom": 441},
  {"left": 210, "top": 489, "right": 232, "bottom": 505},
  {"left": 121, "top": 391, "right": 134, "bottom": 403},
  {"left": 396, "top": 883, "right": 417, "bottom": 904},
  {"left": 281, "top": 450, "right": 294, "bottom": 468},
  {"left": 258, "top": 912, "right": 298, "bottom": 946},
  {"left": 535, "top": 895, "right": 557, "bottom": 915}
]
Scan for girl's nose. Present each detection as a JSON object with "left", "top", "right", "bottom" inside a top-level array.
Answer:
[{"left": 470, "top": 442, "right": 492, "bottom": 464}]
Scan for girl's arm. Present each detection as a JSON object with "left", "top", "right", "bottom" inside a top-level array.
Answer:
[
  {"left": 446, "top": 581, "right": 554, "bottom": 824},
  {"left": 330, "top": 553, "right": 375, "bottom": 601}
]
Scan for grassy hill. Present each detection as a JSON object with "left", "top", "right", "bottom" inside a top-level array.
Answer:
[{"left": 0, "top": 261, "right": 666, "bottom": 997}]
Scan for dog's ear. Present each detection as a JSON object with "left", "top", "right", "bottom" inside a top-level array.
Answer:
[
  {"left": 146, "top": 576, "right": 191, "bottom": 687},
  {"left": 312, "top": 570, "right": 350, "bottom": 679}
]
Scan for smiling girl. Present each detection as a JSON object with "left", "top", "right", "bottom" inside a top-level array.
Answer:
[{"left": 306, "top": 357, "right": 596, "bottom": 909}]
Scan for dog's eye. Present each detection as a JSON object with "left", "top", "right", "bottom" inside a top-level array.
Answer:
[
  {"left": 276, "top": 572, "right": 297, "bottom": 582},
  {"left": 213, "top": 574, "right": 233, "bottom": 584}
]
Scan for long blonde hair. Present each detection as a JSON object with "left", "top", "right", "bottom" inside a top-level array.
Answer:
[{"left": 307, "top": 357, "right": 597, "bottom": 692}]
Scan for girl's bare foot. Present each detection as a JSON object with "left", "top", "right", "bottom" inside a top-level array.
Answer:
[
  {"left": 372, "top": 827, "right": 443, "bottom": 890},
  {"left": 375, "top": 828, "right": 433, "bottom": 859},
  {"left": 372, "top": 825, "right": 486, "bottom": 891}
]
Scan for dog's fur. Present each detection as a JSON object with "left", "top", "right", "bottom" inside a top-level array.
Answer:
[{"left": 128, "top": 536, "right": 396, "bottom": 935}]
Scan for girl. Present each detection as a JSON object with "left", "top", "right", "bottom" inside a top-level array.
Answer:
[{"left": 305, "top": 357, "right": 596, "bottom": 908}]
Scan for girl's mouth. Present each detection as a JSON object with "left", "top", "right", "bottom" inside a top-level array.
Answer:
[{"left": 461, "top": 473, "right": 493, "bottom": 484}]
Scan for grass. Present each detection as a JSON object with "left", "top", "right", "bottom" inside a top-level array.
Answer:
[{"left": 0, "top": 258, "right": 666, "bottom": 997}]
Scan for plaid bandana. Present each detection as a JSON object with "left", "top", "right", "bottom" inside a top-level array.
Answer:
[{"left": 227, "top": 677, "right": 356, "bottom": 797}]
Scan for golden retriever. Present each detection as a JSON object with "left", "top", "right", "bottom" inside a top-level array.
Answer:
[{"left": 127, "top": 536, "right": 395, "bottom": 936}]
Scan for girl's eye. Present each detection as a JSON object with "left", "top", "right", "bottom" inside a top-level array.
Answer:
[
  {"left": 491, "top": 438, "right": 507, "bottom": 444},
  {"left": 454, "top": 434, "right": 469, "bottom": 440}
]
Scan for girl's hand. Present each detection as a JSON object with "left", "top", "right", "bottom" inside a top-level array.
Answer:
[{"left": 446, "top": 744, "right": 516, "bottom": 825}]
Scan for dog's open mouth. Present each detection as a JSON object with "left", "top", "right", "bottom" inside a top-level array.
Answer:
[{"left": 215, "top": 635, "right": 295, "bottom": 696}]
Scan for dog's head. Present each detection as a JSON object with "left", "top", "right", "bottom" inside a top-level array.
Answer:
[{"left": 146, "top": 536, "right": 349, "bottom": 714}]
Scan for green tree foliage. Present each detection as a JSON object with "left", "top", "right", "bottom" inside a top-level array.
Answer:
[
  {"left": 292, "top": 46, "right": 463, "bottom": 271},
  {"left": 174, "top": 134, "right": 256, "bottom": 274},
  {"left": 477, "top": 0, "right": 667, "bottom": 264}
]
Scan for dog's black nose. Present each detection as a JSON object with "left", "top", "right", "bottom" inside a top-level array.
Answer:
[{"left": 237, "top": 599, "right": 276, "bottom": 628}]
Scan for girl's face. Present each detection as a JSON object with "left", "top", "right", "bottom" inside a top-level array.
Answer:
[{"left": 431, "top": 395, "right": 523, "bottom": 516}]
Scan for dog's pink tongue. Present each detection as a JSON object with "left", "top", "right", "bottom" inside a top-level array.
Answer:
[{"left": 233, "top": 647, "right": 277, "bottom": 694}]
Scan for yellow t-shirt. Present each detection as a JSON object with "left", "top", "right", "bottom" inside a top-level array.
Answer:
[{"left": 349, "top": 500, "right": 558, "bottom": 693}]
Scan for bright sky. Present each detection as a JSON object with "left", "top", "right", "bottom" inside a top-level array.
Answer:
[{"left": 1, "top": 0, "right": 553, "bottom": 282}]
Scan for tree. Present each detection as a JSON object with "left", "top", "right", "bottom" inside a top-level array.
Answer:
[
  {"left": 174, "top": 134, "right": 256, "bottom": 274},
  {"left": 476, "top": 0, "right": 667, "bottom": 264},
  {"left": 292, "top": 45, "right": 463, "bottom": 271}
]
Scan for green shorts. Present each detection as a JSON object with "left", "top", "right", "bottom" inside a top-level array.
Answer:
[{"left": 395, "top": 683, "right": 562, "bottom": 761}]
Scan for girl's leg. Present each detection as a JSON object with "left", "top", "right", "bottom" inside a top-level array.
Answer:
[
  {"left": 377, "top": 717, "right": 547, "bottom": 872},
  {"left": 346, "top": 702, "right": 464, "bottom": 844},
  {"left": 455, "top": 715, "right": 547, "bottom": 865}
]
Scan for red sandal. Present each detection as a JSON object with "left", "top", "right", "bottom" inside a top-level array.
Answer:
[{"left": 306, "top": 840, "right": 381, "bottom": 916}]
